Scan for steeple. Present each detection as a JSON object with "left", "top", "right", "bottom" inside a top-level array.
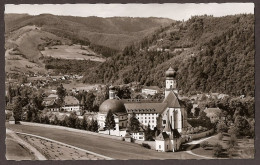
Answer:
[
  {"left": 109, "top": 85, "right": 116, "bottom": 99},
  {"left": 165, "top": 65, "right": 178, "bottom": 97}
]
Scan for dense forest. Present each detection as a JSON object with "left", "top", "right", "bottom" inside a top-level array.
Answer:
[{"left": 82, "top": 14, "right": 254, "bottom": 97}]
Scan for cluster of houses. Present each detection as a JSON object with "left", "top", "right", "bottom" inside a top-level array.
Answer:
[{"left": 6, "top": 67, "right": 227, "bottom": 153}]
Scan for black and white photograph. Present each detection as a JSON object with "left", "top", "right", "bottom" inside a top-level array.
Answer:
[{"left": 4, "top": 2, "right": 255, "bottom": 160}]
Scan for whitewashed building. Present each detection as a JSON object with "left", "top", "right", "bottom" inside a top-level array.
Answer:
[
  {"left": 141, "top": 86, "right": 161, "bottom": 95},
  {"left": 62, "top": 96, "right": 80, "bottom": 112}
]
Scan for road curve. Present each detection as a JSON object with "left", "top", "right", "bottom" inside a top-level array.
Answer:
[{"left": 7, "top": 123, "right": 202, "bottom": 160}]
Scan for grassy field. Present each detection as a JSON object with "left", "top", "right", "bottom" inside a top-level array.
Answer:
[
  {"left": 41, "top": 45, "right": 105, "bottom": 62},
  {"left": 192, "top": 133, "right": 254, "bottom": 159},
  {"left": 18, "top": 134, "right": 105, "bottom": 160},
  {"left": 62, "top": 81, "right": 103, "bottom": 91}
]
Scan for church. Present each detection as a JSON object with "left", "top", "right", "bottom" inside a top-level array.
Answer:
[{"left": 97, "top": 66, "right": 187, "bottom": 152}]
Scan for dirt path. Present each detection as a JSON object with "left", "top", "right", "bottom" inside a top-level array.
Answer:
[
  {"left": 6, "top": 129, "right": 47, "bottom": 160},
  {"left": 184, "top": 135, "right": 218, "bottom": 159}
]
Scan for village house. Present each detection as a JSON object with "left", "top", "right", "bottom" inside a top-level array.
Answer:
[
  {"left": 62, "top": 96, "right": 80, "bottom": 112},
  {"left": 131, "top": 127, "right": 145, "bottom": 141},
  {"left": 141, "top": 86, "right": 161, "bottom": 95},
  {"left": 204, "top": 107, "right": 222, "bottom": 123}
]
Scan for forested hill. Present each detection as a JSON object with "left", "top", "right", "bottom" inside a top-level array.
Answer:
[
  {"left": 5, "top": 14, "right": 174, "bottom": 50},
  {"left": 82, "top": 14, "right": 254, "bottom": 97}
]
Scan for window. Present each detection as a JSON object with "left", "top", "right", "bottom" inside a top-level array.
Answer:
[
  {"left": 159, "top": 145, "right": 161, "bottom": 149},
  {"left": 139, "top": 137, "right": 143, "bottom": 139},
  {"left": 167, "top": 145, "right": 168, "bottom": 149},
  {"left": 163, "top": 120, "right": 166, "bottom": 124}
]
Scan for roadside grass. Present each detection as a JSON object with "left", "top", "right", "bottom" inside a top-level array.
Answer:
[{"left": 191, "top": 133, "right": 254, "bottom": 159}]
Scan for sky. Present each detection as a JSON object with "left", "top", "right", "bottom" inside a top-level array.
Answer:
[{"left": 5, "top": 3, "right": 254, "bottom": 21}]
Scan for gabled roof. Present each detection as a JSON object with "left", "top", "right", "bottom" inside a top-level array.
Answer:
[
  {"left": 142, "top": 86, "right": 161, "bottom": 91},
  {"left": 204, "top": 107, "right": 221, "bottom": 114},
  {"left": 125, "top": 103, "right": 167, "bottom": 114},
  {"left": 155, "top": 132, "right": 169, "bottom": 141},
  {"left": 9, "top": 116, "right": 15, "bottom": 121},
  {"left": 48, "top": 94, "right": 58, "bottom": 98},
  {"left": 163, "top": 91, "right": 181, "bottom": 108},
  {"left": 64, "top": 96, "right": 79, "bottom": 105}
]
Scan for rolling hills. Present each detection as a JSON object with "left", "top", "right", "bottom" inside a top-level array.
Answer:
[{"left": 5, "top": 14, "right": 174, "bottom": 75}]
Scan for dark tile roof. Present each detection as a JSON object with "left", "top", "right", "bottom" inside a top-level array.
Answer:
[
  {"left": 125, "top": 103, "right": 167, "bottom": 114},
  {"left": 155, "top": 132, "right": 169, "bottom": 141},
  {"left": 121, "top": 99, "right": 162, "bottom": 103},
  {"left": 64, "top": 96, "right": 79, "bottom": 105},
  {"left": 170, "top": 129, "right": 181, "bottom": 139},
  {"left": 163, "top": 91, "right": 181, "bottom": 108}
]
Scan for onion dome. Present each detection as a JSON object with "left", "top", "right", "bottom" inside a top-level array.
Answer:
[
  {"left": 165, "top": 66, "right": 176, "bottom": 77},
  {"left": 99, "top": 99, "right": 126, "bottom": 114}
]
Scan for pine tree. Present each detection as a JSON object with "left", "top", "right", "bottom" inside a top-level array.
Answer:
[
  {"left": 57, "top": 84, "right": 66, "bottom": 108},
  {"left": 53, "top": 115, "right": 59, "bottom": 125},
  {"left": 104, "top": 110, "right": 116, "bottom": 135},
  {"left": 128, "top": 113, "right": 140, "bottom": 132},
  {"left": 90, "top": 119, "right": 99, "bottom": 132},
  {"left": 81, "top": 115, "right": 88, "bottom": 130}
]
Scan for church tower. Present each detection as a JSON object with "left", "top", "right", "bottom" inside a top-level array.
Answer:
[
  {"left": 109, "top": 85, "right": 116, "bottom": 99},
  {"left": 165, "top": 66, "right": 178, "bottom": 97}
]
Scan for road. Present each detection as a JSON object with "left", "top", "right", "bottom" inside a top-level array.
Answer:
[
  {"left": 6, "top": 129, "right": 46, "bottom": 160},
  {"left": 6, "top": 123, "right": 201, "bottom": 160}
]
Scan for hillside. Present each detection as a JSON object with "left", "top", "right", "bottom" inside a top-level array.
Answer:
[
  {"left": 82, "top": 14, "right": 254, "bottom": 97},
  {"left": 5, "top": 14, "right": 174, "bottom": 75},
  {"left": 5, "top": 14, "right": 174, "bottom": 50}
]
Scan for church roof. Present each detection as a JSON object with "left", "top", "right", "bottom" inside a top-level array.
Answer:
[
  {"left": 9, "top": 116, "right": 15, "bottom": 121},
  {"left": 163, "top": 91, "right": 181, "bottom": 108},
  {"left": 165, "top": 66, "right": 176, "bottom": 77},
  {"left": 125, "top": 103, "right": 167, "bottom": 114},
  {"left": 155, "top": 132, "right": 169, "bottom": 141},
  {"left": 170, "top": 129, "right": 181, "bottom": 139},
  {"left": 99, "top": 99, "right": 127, "bottom": 114}
]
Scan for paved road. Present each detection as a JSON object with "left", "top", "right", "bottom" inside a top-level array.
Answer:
[
  {"left": 6, "top": 129, "right": 46, "bottom": 160},
  {"left": 7, "top": 124, "right": 201, "bottom": 160}
]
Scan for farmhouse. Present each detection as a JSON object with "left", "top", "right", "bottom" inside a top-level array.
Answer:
[
  {"left": 62, "top": 96, "right": 80, "bottom": 112},
  {"left": 141, "top": 86, "right": 161, "bottom": 95}
]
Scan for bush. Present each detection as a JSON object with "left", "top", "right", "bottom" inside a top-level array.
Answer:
[
  {"left": 227, "top": 135, "right": 238, "bottom": 149},
  {"left": 200, "top": 141, "right": 209, "bottom": 148},
  {"left": 213, "top": 143, "right": 223, "bottom": 157},
  {"left": 141, "top": 143, "right": 151, "bottom": 149},
  {"left": 218, "top": 133, "right": 223, "bottom": 140},
  {"left": 217, "top": 122, "right": 228, "bottom": 133}
]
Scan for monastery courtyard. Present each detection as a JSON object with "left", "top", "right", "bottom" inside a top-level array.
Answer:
[{"left": 6, "top": 123, "right": 208, "bottom": 160}]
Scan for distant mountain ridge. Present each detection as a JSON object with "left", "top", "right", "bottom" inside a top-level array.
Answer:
[{"left": 5, "top": 14, "right": 175, "bottom": 50}]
